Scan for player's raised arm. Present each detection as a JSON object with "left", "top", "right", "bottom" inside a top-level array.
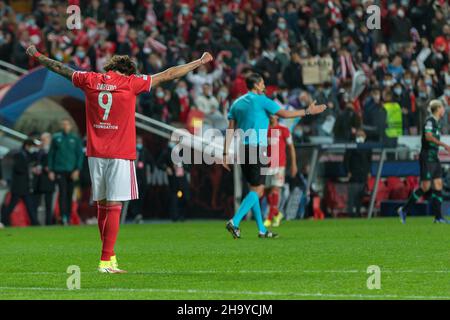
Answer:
[
  {"left": 26, "top": 45, "right": 75, "bottom": 81},
  {"left": 151, "top": 52, "right": 213, "bottom": 87},
  {"left": 276, "top": 100, "right": 327, "bottom": 119}
]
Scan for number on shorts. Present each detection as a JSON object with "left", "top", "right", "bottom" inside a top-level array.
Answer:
[{"left": 98, "top": 91, "right": 113, "bottom": 120}]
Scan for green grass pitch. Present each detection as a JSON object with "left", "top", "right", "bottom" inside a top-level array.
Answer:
[{"left": 0, "top": 217, "right": 449, "bottom": 300}]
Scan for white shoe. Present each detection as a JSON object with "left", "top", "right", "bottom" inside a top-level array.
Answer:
[{"left": 0, "top": 222, "right": 4, "bottom": 229}]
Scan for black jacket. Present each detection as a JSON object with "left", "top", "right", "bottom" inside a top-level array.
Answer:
[
  {"left": 344, "top": 148, "right": 372, "bottom": 183},
  {"left": 10, "top": 150, "right": 34, "bottom": 196},
  {"left": 136, "top": 147, "right": 154, "bottom": 186},
  {"left": 34, "top": 149, "right": 55, "bottom": 193}
]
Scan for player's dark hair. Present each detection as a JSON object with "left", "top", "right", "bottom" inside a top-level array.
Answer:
[
  {"left": 104, "top": 55, "right": 137, "bottom": 76},
  {"left": 246, "top": 73, "right": 263, "bottom": 90}
]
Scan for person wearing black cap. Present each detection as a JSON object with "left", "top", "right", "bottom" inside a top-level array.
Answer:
[{"left": 1, "top": 139, "right": 39, "bottom": 226}]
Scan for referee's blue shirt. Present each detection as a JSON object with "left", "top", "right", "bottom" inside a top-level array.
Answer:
[{"left": 227, "top": 92, "right": 281, "bottom": 146}]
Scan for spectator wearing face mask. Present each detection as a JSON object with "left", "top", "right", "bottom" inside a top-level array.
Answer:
[
  {"left": 283, "top": 51, "right": 304, "bottom": 90},
  {"left": 389, "top": 6, "right": 412, "bottom": 52},
  {"left": 334, "top": 102, "right": 362, "bottom": 142},
  {"left": 255, "top": 43, "right": 282, "bottom": 91},
  {"left": 216, "top": 29, "right": 244, "bottom": 69},
  {"left": 383, "top": 90, "right": 403, "bottom": 147},
  {"left": 363, "top": 87, "right": 387, "bottom": 143},
  {"left": 148, "top": 87, "right": 171, "bottom": 123},
  {"left": 33, "top": 132, "right": 55, "bottom": 225},
  {"left": 195, "top": 83, "right": 227, "bottom": 129},
  {"left": 344, "top": 130, "right": 372, "bottom": 217},
  {"left": 270, "top": 17, "right": 296, "bottom": 45},
  {"left": 71, "top": 46, "right": 91, "bottom": 71},
  {"left": 392, "top": 82, "right": 413, "bottom": 134},
  {"left": 416, "top": 79, "right": 433, "bottom": 134},
  {"left": 1, "top": 139, "right": 39, "bottom": 227}
]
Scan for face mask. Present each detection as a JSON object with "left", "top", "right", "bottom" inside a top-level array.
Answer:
[
  {"left": 224, "top": 34, "right": 231, "bottom": 42},
  {"left": 198, "top": 70, "right": 207, "bottom": 76},
  {"left": 394, "top": 87, "right": 402, "bottom": 95},
  {"left": 156, "top": 91, "right": 165, "bottom": 98},
  {"left": 28, "top": 147, "right": 38, "bottom": 154},
  {"left": 27, "top": 19, "right": 35, "bottom": 26},
  {"left": 356, "top": 136, "right": 365, "bottom": 143},
  {"left": 348, "top": 24, "right": 355, "bottom": 32},
  {"left": 181, "top": 7, "right": 189, "bottom": 15},
  {"left": 200, "top": 6, "right": 208, "bottom": 14},
  {"left": 398, "top": 10, "right": 405, "bottom": 18},
  {"left": 323, "top": 88, "right": 331, "bottom": 96},
  {"left": 137, "top": 143, "right": 143, "bottom": 150},
  {"left": 300, "top": 50, "right": 308, "bottom": 58},
  {"left": 216, "top": 18, "right": 224, "bottom": 25},
  {"left": 278, "top": 22, "right": 286, "bottom": 30},
  {"left": 419, "top": 92, "right": 427, "bottom": 98},
  {"left": 404, "top": 79, "right": 412, "bottom": 86},
  {"left": 77, "top": 51, "right": 85, "bottom": 59},
  {"left": 219, "top": 91, "right": 228, "bottom": 99},
  {"left": 168, "top": 142, "right": 176, "bottom": 149},
  {"left": 373, "top": 94, "right": 380, "bottom": 101},
  {"left": 294, "top": 128, "right": 303, "bottom": 138},
  {"left": 356, "top": 10, "right": 363, "bottom": 18},
  {"left": 445, "top": 89, "right": 450, "bottom": 97},
  {"left": 410, "top": 66, "right": 419, "bottom": 74},
  {"left": 117, "top": 18, "right": 126, "bottom": 25},
  {"left": 425, "top": 79, "right": 432, "bottom": 86},
  {"left": 177, "top": 88, "right": 188, "bottom": 96},
  {"left": 55, "top": 53, "right": 63, "bottom": 61},
  {"left": 384, "top": 80, "right": 393, "bottom": 87}
]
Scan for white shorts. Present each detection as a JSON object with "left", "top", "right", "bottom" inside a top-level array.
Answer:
[
  {"left": 88, "top": 157, "right": 139, "bottom": 202},
  {"left": 265, "top": 167, "right": 286, "bottom": 188}
]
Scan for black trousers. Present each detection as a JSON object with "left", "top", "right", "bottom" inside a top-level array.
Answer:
[
  {"left": 1, "top": 194, "right": 38, "bottom": 226},
  {"left": 33, "top": 192, "right": 54, "bottom": 225},
  {"left": 127, "top": 183, "right": 147, "bottom": 220},
  {"left": 56, "top": 172, "right": 74, "bottom": 223},
  {"left": 347, "top": 182, "right": 366, "bottom": 217}
]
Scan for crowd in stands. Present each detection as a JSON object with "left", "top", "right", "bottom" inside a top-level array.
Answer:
[{"left": 0, "top": 0, "right": 448, "bottom": 143}]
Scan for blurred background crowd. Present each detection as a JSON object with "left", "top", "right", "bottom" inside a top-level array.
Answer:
[
  {"left": 0, "top": 0, "right": 448, "bottom": 141},
  {"left": 0, "top": 0, "right": 449, "bottom": 226}
]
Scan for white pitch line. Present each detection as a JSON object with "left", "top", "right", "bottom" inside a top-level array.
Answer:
[
  {"left": 1, "top": 269, "right": 450, "bottom": 275},
  {"left": 0, "top": 286, "right": 449, "bottom": 300}
]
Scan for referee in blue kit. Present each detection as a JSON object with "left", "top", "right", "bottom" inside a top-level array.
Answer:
[{"left": 223, "top": 73, "right": 327, "bottom": 238}]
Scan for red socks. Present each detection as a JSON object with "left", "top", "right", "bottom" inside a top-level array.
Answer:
[
  {"left": 97, "top": 203, "right": 122, "bottom": 261},
  {"left": 267, "top": 190, "right": 280, "bottom": 221}
]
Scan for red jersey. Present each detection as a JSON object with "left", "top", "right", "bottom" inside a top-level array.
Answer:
[
  {"left": 267, "top": 124, "right": 292, "bottom": 168},
  {"left": 72, "top": 70, "right": 152, "bottom": 160}
]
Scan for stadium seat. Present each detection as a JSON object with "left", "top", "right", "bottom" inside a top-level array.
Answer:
[
  {"left": 324, "top": 181, "right": 348, "bottom": 217},
  {"left": 386, "top": 177, "right": 409, "bottom": 200},
  {"left": 3, "top": 192, "right": 30, "bottom": 227}
]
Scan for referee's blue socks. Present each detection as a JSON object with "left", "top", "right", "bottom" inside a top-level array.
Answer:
[{"left": 232, "top": 191, "right": 267, "bottom": 234}]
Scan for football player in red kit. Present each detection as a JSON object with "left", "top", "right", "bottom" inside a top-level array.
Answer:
[
  {"left": 26, "top": 45, "right": 213, "bottom": 273},
  {"left": 265, "top": 115, "right": 298, "bottom": 228}
]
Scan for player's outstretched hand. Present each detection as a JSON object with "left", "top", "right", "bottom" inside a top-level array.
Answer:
[
  {"left": 200, "top": 52, "right": 213, "bottom": 65},
  {"left": 307, "top": 101, "right": 327, "bottom": 115},
  {"left": 26, "top": 45, "right": 38, "bottom": 57}
]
